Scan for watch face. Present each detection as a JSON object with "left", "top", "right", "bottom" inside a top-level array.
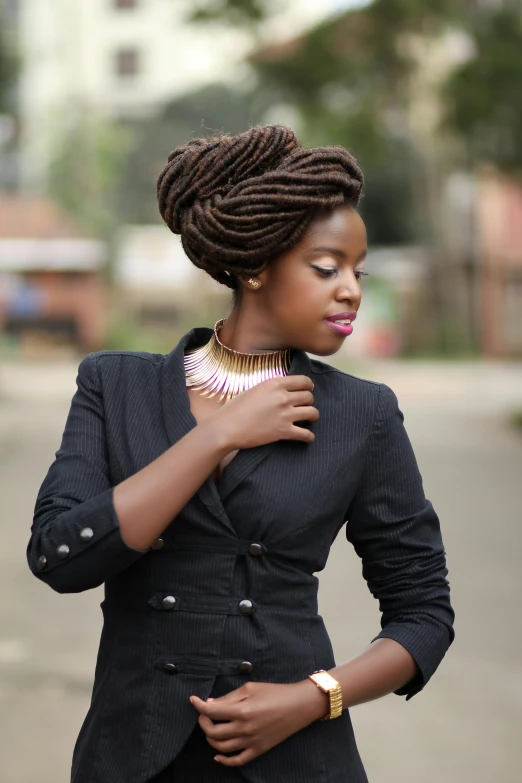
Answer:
[{"left": 312, "top": 671, "right": 338, "bottom": 691}]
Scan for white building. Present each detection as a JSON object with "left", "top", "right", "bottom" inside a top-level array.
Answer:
[{"left": 16, "top": 0, "right": 342, "bottom": 190}]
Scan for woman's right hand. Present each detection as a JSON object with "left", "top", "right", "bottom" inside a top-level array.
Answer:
[{"left": 211, "top": 375, "right": 319, "bottom": 451}]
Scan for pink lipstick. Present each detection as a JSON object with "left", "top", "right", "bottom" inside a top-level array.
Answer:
[{"left": 324, "top": 311, "right": 357, "bottom": 336}]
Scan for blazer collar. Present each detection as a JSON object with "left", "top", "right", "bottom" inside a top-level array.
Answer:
[{"left": 161, "top": 325, "right": 314, "bottom": 529}]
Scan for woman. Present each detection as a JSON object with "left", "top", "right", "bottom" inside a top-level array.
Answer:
[{"left": 28, "top": 125, "right": 454, "bottom": 783}]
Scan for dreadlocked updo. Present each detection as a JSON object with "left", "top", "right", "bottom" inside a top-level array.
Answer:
[{"left": 156, "top": 124, "right": 364, "bottom": 290}]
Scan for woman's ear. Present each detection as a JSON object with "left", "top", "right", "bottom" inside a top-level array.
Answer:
[
  {"left": 238, "top": 275, "right": 262, "bottom": 290},
  {"left": 238, "top": 266, "right": 270, "bottom": 291}
]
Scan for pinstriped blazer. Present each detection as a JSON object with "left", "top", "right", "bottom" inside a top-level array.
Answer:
[{"left": 27, "top": 325, "right": 454, "bottom": 783}]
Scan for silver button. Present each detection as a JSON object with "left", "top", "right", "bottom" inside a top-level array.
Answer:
[
  {"left": 248, "top": 543, "right": 263, "bottom": 557},
  {"left": 79, "top": 527, "right": 94, "bottom": 543},
  {"left": 56, "top": 544, "right": 70, "bottom": 560},
  {"left": 37, "top": 555, "right": 47, "bottom": 571},
  {"left": 150, "top": 538, "right": 164, "bottom": 551},
  {"left": 162, "top": 595, "right": 176, "bottom": 610},
  {"left": 238, "top": 599, "right": 253, "bottom": 615}
]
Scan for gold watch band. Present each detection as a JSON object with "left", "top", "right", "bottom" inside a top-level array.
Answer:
[{"left": 308, "top": 669, "right": 343, "bottom": 720}]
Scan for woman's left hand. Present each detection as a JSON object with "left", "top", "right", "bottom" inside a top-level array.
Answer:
[{"left": 189, "top": 680, "right": 328, "bottom": 767}]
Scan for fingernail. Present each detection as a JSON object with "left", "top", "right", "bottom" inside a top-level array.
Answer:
[{"left": 207, "top": 697, "right": 214, "bottom": 702}]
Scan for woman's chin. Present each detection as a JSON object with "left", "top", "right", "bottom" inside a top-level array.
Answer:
[{"left": 302, "top": 335, "right": 347, "bottom": 357}]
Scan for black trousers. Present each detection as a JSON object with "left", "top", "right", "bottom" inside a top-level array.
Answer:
[{"left": 150, "top": 724, "right": 245, "bottom": 782}]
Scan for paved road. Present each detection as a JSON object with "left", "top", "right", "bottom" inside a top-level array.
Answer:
[{"left": 1, "top": 358, "right": 521, "bottom": 783}]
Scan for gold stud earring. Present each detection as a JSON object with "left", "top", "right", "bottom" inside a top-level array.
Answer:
[{"left": 248, "top": 278, "right": 260, "bottom": 288}]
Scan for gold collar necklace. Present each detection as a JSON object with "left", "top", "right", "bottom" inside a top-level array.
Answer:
[{"left": 184, "top": 318, "right": 290, "bottom": 402}]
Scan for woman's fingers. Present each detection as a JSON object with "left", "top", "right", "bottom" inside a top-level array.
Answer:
[
  {"left": 205, "top": 735, "right": 246, "bottom": 753},
  {"left": 190, "top": 694, "right": 245, "bottom": 721},
  {"left": 214, "top": 748, "right": 257, "bottom": 767},
  {"left": 292, "top": 405, "right": 319, "bottom": 422},
  {"left": 278, "top": 375, "right": 314, "bottom": 392},
  {"left": 288, "top": 390, "right": 315, "bottom": 406},
  {"left": 197, "top": 715, "right": 241, "bottom": 741}
]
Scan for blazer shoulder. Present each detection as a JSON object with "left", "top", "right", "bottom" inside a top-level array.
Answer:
[
  {"left": 309, "top": 356, "right": 382, "bottom": 390},
  {"left": 86, "top": 349, "right": 166, "bottom": 368}
]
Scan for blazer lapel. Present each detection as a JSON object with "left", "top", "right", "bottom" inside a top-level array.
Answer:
[
  {"left": 161, "top": 326, "right": 235, "bottom": 533},
  {"left": 162, "top": 326, "right": 315, "bottom": 513},
  {"left": 217, "top": 347, "right": 314, "bottom": 503}
]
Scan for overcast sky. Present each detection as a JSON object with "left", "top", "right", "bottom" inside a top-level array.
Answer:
[{"left": 262, "top": 0, "right": 372, "bottom": 45}]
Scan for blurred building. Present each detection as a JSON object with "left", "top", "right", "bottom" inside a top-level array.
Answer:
[
  {"left": 16, "top": 0, "right": 250, "bottom": 190},
  {"left": 0, "top": 195, "right": 108, "bottom": 354},
  {"left": 476, "top": 170, "right": 522, "bottom": 357},
  {"left": 14, "top": 0, "right": 338, "bottom": 192}
]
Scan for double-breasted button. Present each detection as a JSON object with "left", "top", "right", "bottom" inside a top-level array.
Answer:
[
  {"left": 79, "top": 527, "right": 94, "bottom": 543},
  {"left": 162, "top": 595, "right": 176, "bottom": 610},
  {"left": 150, "top": 538, "right": 164, "bottom": 551},
  {"left": 56, "top": 544, "right": 70, "bottom": 560},
  {"left": 37, "top": 555, "right": 47, "bottom": 571},
  {"left": 163, "top": 662, "right": 178, "bottom": 673},
  {"left": 238, "top": 599, "right": 253, "bottom": 615},
  {"left": 238, "top": 661, "right": 253, "bottom": 674},
  {"left": 248, "top": 543, "right": 263, "bottom": 557}
]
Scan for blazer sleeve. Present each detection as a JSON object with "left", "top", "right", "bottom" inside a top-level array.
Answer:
[
  {"left": 345, "top": 383, "right": 455, "bottom": 700},
  {"left": 27, "top": 353, "right": 147, "bottom": 594}
]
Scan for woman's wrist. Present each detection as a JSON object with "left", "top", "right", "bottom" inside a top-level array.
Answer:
[
  {"left": 293, "top": 678, "right": 330, "bottom": 723},
  {"left": 198, "top": 414, "right": 236, "bottom": 456}
]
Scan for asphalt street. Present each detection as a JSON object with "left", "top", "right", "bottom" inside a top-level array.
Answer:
[{"left": 1, "top": 358, "right": 521, "bottom": 783}]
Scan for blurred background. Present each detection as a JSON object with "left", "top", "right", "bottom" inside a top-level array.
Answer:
[{"left": 0, "top": 1, "right": 521, "bottom": 781}]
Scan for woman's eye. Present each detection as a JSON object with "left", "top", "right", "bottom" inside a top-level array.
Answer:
[
  {"left": 312, "top": 266, "right": 337, "bottom": 277},
  {"left": 311, "top": 265, "right": 369, "bottom": 281}
]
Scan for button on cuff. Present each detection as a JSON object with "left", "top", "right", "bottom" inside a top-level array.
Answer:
[
  {"left": 79, "top": 527, "right": 94, "bottom": 543},
  {"left": 56, "top": 544, "right": 70, "bottom": 560},
  {"left": 37, "top": 555, "right": 47, "bottom": 571}
]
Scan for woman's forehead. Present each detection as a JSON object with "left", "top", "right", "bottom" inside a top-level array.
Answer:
[{"left": 305, "top": 206, "right": 366, "bottom": 247}]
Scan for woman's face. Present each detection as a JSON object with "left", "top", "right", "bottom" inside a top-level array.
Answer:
[{"left": 253, "top": 205, "right": 368, "bottom": 356}]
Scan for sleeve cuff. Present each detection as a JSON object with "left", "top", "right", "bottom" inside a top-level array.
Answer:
[
  {"left": 30, "top": 486, "right": 147, "bottom": 591},
  {"left": 371, "top": 622, "right": 452, "bottom": 700}
]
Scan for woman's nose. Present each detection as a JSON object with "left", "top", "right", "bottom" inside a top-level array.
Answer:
[{"left": 336, "top": 281, "right": 361, "bottom": 309}]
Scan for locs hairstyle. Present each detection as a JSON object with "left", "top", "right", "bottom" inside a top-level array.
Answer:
[{"left": 156, "top": 124, "right": 364, "bottom": 290}]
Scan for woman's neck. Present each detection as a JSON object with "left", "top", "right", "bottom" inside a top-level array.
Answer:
[{"left": 217, "top": 308, "right": 287, "bottom": 355}]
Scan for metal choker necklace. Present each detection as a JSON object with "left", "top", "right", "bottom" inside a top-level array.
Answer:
[{"left": 184, "top": 318, "right": 290, "bottom": 402}]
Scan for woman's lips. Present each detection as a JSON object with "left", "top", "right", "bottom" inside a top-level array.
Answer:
[
  {"left": 325, "top": 321, "right": 353, "bottom": 336},
  {"left": 324, "top": 311, "right": 357, "bottom": 337}
]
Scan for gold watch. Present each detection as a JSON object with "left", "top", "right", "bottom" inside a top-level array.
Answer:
[{"left": 308, "top": 669, "right": 343, "bottom": 720}]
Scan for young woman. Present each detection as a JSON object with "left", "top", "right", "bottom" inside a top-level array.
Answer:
[{"left": 28, "top": 125, "right": 454, "bottom": 783}]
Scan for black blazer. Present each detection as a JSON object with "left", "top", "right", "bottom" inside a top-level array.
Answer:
[{"left": 28, "top": 325, "right": 454, "bottom": 783}]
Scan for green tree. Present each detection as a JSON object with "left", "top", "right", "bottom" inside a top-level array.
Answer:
[
  {"left": 0, "top": 5, "right": 17, "bottom": 112},
  {"left": 443, "top": 7, "right": 522, "bottom": 173},
  {"left": 187, "top": 0, "right": 267, "bottom": 26},
  {"left": 248, "top": 5, "right": 441, "bottom": 244},
  {"left": 48, "top": 113, "right": 133, "bottom": 241}
]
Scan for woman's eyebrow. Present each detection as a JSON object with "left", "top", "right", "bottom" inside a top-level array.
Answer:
[
  {"left": 311, "top": 246, "right": 367, "bottom": 262},
  {"left": 311, "top": 246, "right": 347, "bottom": 259}
]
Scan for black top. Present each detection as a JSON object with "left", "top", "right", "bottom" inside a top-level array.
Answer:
[{"left": 28, "top": 326, "right": 454, "bottom": 783}]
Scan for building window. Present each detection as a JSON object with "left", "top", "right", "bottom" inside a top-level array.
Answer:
[
  {"left": 115, "top": 48, "right": 140, "bottom": 78},
  {"left": 114, "top": 0, "right": 137, "bottom": 9}
]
